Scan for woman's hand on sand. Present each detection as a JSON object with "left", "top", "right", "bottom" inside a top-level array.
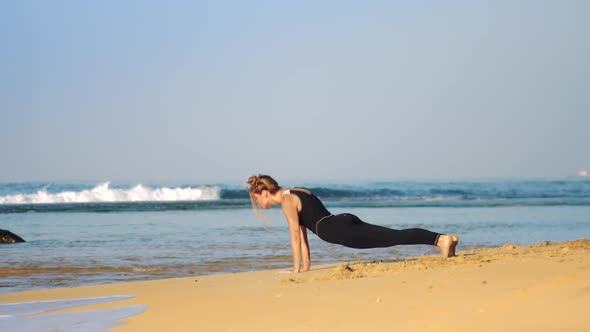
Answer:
[{"left": 276, "top": 268, "right": 308, "bottom": 274}]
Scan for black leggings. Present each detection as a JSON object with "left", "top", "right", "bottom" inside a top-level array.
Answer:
[{"left": 316, "top": 213, "right": 440, "bottom": 249}]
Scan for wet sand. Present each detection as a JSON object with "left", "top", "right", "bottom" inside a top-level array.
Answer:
[{"left": 1, "top": 239, "right": 589, "bottom": 331}]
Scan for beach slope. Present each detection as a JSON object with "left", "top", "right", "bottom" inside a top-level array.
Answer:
[{"left": 1, "top": 239, "right": 589, "bottom": 332}]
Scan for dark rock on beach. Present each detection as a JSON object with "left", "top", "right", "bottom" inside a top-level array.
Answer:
[{"left": 0, "top": 229, "right": 25, "bottom": 243}]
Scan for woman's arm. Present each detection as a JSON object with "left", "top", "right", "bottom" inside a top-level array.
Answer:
[
  {"left": 281, "top": 197, "right": 302, "bottom": 273},
  {"left": 299, "top": 225, "right": 311, "bottom": 272}
]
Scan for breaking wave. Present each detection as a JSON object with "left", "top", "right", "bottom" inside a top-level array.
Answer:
[
  {"left": 1, "top": 179, "right": 589, "bottom": 213},
  {"left": 0, "top": 182, "right": 220, "bottom": 205}
]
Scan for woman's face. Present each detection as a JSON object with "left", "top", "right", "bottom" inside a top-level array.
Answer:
[{"left": 252, "top": 191, "right": 271, "bottom": 209}]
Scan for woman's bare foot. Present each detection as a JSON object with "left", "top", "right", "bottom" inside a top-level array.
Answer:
[{"left": 436, "top": 234, "right": 458, "bottom": 257}]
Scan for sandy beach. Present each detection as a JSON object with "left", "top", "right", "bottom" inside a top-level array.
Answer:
[{"left": 1, "top": 238, "right": 589, "bottom": 332}]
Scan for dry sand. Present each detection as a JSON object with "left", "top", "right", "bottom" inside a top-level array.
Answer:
[{"left": 1, "top": 239, "right": 590, "bottom": 331}]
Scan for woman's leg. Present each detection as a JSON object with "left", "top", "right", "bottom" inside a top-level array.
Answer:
[{"left": 318, "top": 213, "right": 458, "bottom": 256}]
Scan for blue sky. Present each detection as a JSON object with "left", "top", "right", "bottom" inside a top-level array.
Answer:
[{"left": 1, "top": 1, "right": 588, "bottom": 183}]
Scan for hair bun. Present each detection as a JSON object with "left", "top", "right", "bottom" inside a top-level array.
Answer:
[{"left": 246, "top": 175, "right": 259, "bottom": 187}]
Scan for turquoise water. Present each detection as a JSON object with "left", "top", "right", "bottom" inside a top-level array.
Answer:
[{"left": 1, "top": 179, "right": 590, "bottom": 293}]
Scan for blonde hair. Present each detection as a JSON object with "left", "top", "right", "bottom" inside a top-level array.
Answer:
[
  {"left": 246, "top": 174, "right": 281, "bottom": 194},
  {"left": 246, "top": 174, "right": 282, "bottom": 223}
]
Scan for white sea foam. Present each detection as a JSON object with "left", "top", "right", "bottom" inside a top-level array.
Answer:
[
  {"left": 0, "top": 295, "right": 145, "bottom": 332},
  {"left": 0, "top": 182, "right": 221, "bottom": 204}
]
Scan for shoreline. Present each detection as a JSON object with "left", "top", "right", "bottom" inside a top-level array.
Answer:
[{"left": 1, "top": 238, "right": 589, "bottom": 331}]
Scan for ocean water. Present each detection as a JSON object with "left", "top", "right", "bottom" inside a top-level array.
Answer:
[{"left": 1, "top": 179, "right": 589, "bottom": 293}]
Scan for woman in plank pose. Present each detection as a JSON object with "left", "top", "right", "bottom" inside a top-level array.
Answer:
[{"left": 247, "top": 174, "right": 459, "bottom": 273}]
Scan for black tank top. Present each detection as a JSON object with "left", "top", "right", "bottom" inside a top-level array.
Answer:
[{"left": 287, "top": 189, "right": 332, "bottom": 234}]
